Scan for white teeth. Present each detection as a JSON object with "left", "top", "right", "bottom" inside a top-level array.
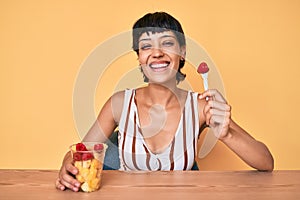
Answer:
[{"left": 150, "top": 63, "right": 169, "bottom": 68}]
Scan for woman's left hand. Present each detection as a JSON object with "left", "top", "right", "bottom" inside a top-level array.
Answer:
[{"left": 200, "top": 89, "right": 231, "bottom": 140}]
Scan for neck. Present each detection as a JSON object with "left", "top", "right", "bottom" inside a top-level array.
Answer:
[{"left": 145, "top": 82, "right": 180, "bottom": 106}]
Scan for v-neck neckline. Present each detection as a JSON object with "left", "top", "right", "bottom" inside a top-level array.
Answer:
[{"left": 132, "top": 89, "right": 190, "bottom": 155}]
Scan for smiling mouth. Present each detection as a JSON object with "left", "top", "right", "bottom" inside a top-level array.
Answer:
[{"left": 149, "top": 62, "right": 170, "bottom": 72}]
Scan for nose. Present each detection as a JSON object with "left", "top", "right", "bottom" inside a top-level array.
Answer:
[{"left": 151, "top": 47, "right": 164, "bottom": 58}]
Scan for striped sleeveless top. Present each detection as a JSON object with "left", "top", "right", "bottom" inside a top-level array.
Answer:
[{"left": 118, "top": 89, "right": 200, "bottom": 171}]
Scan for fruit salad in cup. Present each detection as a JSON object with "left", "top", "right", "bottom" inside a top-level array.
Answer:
[{"left": 70, "top": 142, "right": 107, "bottom": 192}]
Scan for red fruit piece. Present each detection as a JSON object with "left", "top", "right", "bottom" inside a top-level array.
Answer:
[
  {"left": 197, "top": 62, "right": 209, "bottom": 74},
  {"left": 82, "top": 153, "right": 94, "bottom": 160},
  {"left": 76, "top": 143, "right": 88, "bottom": 151},
  {"left": 94, "top": 143, "right": 104, "bottom": 151},
  {"left": 73, "top": 152, "right": 82, "bottom": 161}
]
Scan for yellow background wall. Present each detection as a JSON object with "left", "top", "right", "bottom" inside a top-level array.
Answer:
[{"left": 1, "top": 0, "right": 299, "bottom": 170}]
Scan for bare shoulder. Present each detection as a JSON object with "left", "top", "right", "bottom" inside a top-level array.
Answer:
[
  {"left": 111, "top": 90, "right": 125, "bottom": 102},
  {"left": 110, "top": 90, "right": 126, "bottom": 124}
]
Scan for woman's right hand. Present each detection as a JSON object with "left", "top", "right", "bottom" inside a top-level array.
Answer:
[{"left": 55, "top": 152, "right": 81, "bottom": 192}]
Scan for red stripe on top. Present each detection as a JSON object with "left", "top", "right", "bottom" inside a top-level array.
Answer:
[
  {"left": 143, "top": 144, "right": 151, "bottom": 170},
  {"left": 132, "top": 113, "right": 140, "bottom": 170},
  {"left": 121, "top": 91, "right": 134, "bottom": 170},
  {"left": 190, "top": 93, "right": 196, "bottom": 160},
  {"left": 182, "top": 107, "right": 188, "bottom": 170},
  {"left": 169, "top": 137, "right": 176, "bottom": 170},
  {"left": 157, "top": 158, "right": 162, "bottom": 171}
]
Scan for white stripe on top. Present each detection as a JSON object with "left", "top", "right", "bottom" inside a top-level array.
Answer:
[{"left": 118, "top": 89, "right": 200, "bottom": 171}]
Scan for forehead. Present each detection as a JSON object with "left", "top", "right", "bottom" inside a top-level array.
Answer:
[{"left": 139, "top": 31, "right": 177, "bottom": 41}]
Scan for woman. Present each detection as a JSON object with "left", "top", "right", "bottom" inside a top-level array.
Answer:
[{"left": 56, "top": 12, "right": 274, "bottom": 191}]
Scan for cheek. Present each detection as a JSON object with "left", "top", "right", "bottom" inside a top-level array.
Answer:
[
  {"left": 138, "top": 53, "right": 149, "bottom": 65},
  {"left": 172, "top": 55, "right": 181, "bottom": 66}
]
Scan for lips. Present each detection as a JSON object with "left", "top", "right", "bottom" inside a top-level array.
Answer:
[{"left": 149, "top": 62, "right": 170, "bottom": 72}]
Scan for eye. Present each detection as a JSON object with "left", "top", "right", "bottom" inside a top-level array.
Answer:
[
  {"left": 162, "top": 40, "right": 175, "bottom": 47},
  {"left": 140, "top": 43, "right": 152, "bottom": 50}
]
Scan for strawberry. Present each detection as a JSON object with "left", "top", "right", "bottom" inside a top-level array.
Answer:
[
  {"left": 73, "top": 152, "right": 82, "bottom": 161},
  {"left": 82, "top": 153, "right": 94, "bottom": 160},
  {"left": 76, "top": 143, "right": 88, "bottom": 151},
  {"left": 197, "top": 62, "right": 209, "bottom": 74},
  {"left": 94, "top": 143, "right": 104, "bottom": 151}
]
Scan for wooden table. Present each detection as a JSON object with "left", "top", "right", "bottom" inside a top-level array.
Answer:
[{"left": 0, "top": 170, "right": 299, "bottom": 200}]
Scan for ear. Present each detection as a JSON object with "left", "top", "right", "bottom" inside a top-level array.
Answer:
[{"left": 180, "top": 46, "right": 186, "bottom": 59}]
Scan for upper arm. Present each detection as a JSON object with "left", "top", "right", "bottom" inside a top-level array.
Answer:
[{"left": 82, "top": 91, "right": 125, "bottom": 142}]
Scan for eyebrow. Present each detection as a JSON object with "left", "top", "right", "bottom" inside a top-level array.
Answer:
[{"left": 138, "top": 35, "right": 176, "bottom": 43}]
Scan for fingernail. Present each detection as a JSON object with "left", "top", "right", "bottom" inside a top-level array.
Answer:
[
  {"left": 199, "top": 94, "right": 203, "bottom": 99},
  {"left": 75, "top": 182, "right": 80, "bottom": 187}
]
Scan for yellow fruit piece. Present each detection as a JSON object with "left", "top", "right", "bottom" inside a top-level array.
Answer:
[
  {"left": 81, "top": 182, "right": 92, "bottom": 192},
  {"left": 71, "top": 145, "right": 76, "bottom": 152},
  {"left": 80, "top": 168, "right": 90, "bottom": 180},
  {"left": 74, "top": 161, "right": 82, "bottom": 171},
  {"left": 87, "top": 168, "right": 97, "bottom": 181},
  {"left": 89, "top": 178, "right": 101, "bottom": 190},
  {"left": 90, "top": 159, "right": 100, "bottom": 169},
  {"left": 82, "top": 160, "right": 91, "bottom": 168},
  {"left": 76, "top": 174, "right": 85, "bottom": 183}
]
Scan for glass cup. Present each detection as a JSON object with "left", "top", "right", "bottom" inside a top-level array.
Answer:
[{"left": 70, "top": 142, "right": 107, "bottom": 192}]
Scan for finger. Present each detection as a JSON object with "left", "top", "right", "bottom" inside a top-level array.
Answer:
[
  {"left": 55, "top": 178, "right": 66, "bottom": 191},
  {"left": 65, "top": 163, "right": 78, "bottom": 175},
  {"left": 208, "top": 108, "right": 231, "bottom": 118},
  {"left": 207, "top": 100, "right": 231, "bottom": 112},
  {"left": 203, "top": 104, "right": 225, "bottom": 122},
  {"left": 203, "top": 100, "right": 231, "bottom": 125},
  {"left": 199, "top": 89, "right": 226, "bottom": 103},
  {"left": 60, "top": 177, "right": 79, "bottom": 192},
  {"left": 61, "top": 172, "right": 80, "bottom": 187},
  {"left": 210, "top": 115, "right": 230, "bottom": 126},
  {"left": 60, "top": 173, "right": 80, "bottom": 191},
  {"left": 205, "top": 111, "right": 230, "bottom": 127},
  {"left": 59, "top": 166, "right": 80, "bottom": 189}
]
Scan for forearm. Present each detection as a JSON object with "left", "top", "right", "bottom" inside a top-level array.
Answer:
[{"left": 220, "top": 120, "right": 274, "bottom": 171}]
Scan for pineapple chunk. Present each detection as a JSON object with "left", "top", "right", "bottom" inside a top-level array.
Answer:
[
  {"left": 80, "top": 168, "right": 90, "bottom": 180},
  {"left": 89, "top": 178, "right": 101, "bottom": 190},
  {"left": 90, "top": 159, "right": 100, "bottom": 169},
  {"left": 74, "top": 161, "right": 82, "bottom": 171},
  {"left": 76, "top": 174, "right": 85, "bottom": 183},
  {"left": 71, "top": 145, "right": 76, "bottom": 152},
  {"left": 87, "top": 168, "right": 97, "bottom": 180},
  {"left": 81, "top": 182, "right": 92, "bottom": 192},
  {"left": 82, "top": 160, "right": 91, "bottom": 168}
]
